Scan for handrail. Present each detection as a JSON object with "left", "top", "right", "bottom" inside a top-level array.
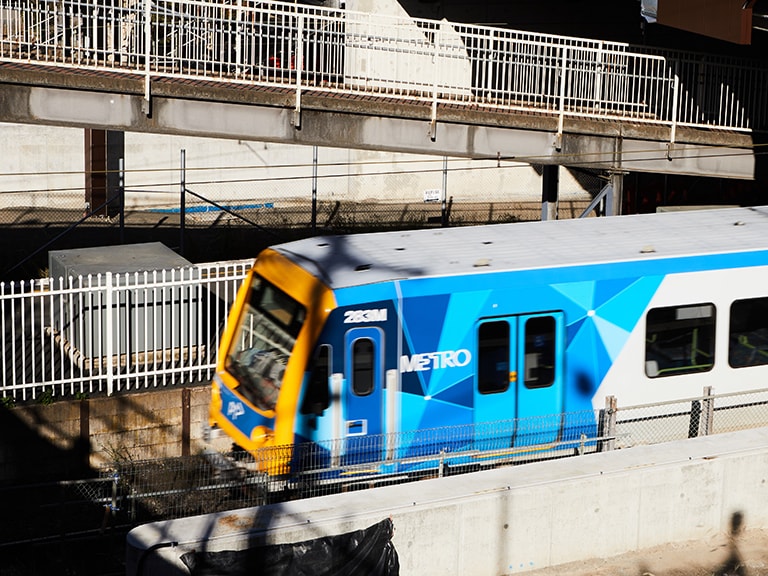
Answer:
[{"left": 0, "top": 0, "right": 766, "bottom": 140}]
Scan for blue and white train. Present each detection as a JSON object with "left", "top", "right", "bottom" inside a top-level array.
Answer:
[{"left": 209, "top": 205, "right": 768, "bottom": 472}]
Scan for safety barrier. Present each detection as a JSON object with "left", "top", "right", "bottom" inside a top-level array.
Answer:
[
  {"left": 0, "top": 259, "right": 250, "bottom": 401},
  {"left": 96, "top": 386, "right": 768, "bottom": 524},
  {"left": 0, "top": 0, "right": 766, "bottom": 140}
]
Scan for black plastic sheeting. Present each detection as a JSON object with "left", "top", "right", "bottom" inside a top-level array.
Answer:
[{"left": 180, "top": 518, "right": 399, "bottom": 576}]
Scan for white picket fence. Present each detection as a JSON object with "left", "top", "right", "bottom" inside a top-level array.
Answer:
[{"left": 0, "top": 259, "right": 251, "bottom": 401}]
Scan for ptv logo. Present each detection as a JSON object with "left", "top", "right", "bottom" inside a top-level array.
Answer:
[{"left": 227, "top": 401, "right": 245, "bottom": 420}]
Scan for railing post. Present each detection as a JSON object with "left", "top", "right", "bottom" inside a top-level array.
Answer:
[
  {"left": 294, "top": 14, "right": 304, "bottom": 128},
  {"left": 235, "top": 0, "right": 244, "bottom": 75},
  {"left": 594, "top": 41, "right": 604, "bottom": 105},
  {"left": 668, "top": 73, "right": 679, "bottom": 157},
  {"left": 555, "top": 46, "right": 568, "bottom": 151},
  {"left": 429, "top": 24, "right": 441, "bottom": 141},
  {"left": 143, "top": 0, "right": 152, "bottom": 115}
]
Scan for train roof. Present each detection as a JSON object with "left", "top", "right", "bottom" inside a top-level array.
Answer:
[{"left": 272, "top": 206, "right": 768, "bottom": 289}]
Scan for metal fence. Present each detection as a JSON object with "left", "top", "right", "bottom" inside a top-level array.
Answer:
[
  {"left": 2, "top": 383, "right": 768, "bottom": 549},
  {"left": 3, "top": 386, "right": 767, "bottom": 571},
  {"left": 82, "top": 386, "right": 768, "bottom": 527},
  {"left": 1, "top": 0, "right": 767, "bottom": 137},
  {"left": 0, "top": 259, "right": 250, "bottom": 402}
]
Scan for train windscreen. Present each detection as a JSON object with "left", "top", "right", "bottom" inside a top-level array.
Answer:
[{"left": 225, "top": 275, "right": 306, "bottom": 412}]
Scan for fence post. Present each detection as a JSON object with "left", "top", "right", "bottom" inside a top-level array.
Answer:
[
  {"left": 80, "top": 397, "right": 91, "bottom": 473},
  {"left": 182, "top": 388, "right": 191, "bottom": 457},
  {"left": 119, "top": 157, "right": 125, "bottom": 244},
  {"left": 441, "top": 156, "right": 448, "bottom": 227},
  {"left": 180, "top": 149, "right": 186, "bottom": 257},
  {"left": 599, "top": 395, "right": 617, "bottom": 452},
  {"left": 105, "top": 271, "right": 115, "bottom": 396},
  {"left": 700, "top": 386, "right": 714, "bottom": 436},
  {"left": 688, "top": 399, "right": 701, "bottom": 438},
  {"left": 311, "top": 145, "right": 318, "bottom": 231}
]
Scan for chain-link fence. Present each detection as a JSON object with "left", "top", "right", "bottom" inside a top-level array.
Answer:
[
  {"left": 44, "top": 386, "right": 764, "bottom": 528},
  {"left": 0, "top": 142, "right": 602, "bottom": 279},
  {"left": 174, "top": 155, "right": 601, "bottom": 232},
  {"left": 611, "top": 386, "right": 768, "bottom": 449},
  {"left": 3, "top": 387, "right": 767, "bottom": 550},
  {"left": 2, "top": 386, "right": 766, "bottom": 576}
]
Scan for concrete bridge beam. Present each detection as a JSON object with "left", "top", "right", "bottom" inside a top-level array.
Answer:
[{"left": 0, "top": 65, "right": 759, "bottom": 181}]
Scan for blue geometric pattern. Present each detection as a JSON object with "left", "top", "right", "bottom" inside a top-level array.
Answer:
[{"left": 396, "top": 274, "right": 663, "bottom": 433}]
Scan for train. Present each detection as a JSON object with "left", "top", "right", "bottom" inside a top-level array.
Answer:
[{"left": 208, "top": 205, "right": 768, "bottom": 475}]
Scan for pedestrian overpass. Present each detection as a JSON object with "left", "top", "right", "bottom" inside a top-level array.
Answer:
[{"left": 0, "top": 0, "right": 766, "bottom": 215}]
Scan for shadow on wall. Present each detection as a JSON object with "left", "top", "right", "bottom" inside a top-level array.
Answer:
[
  {"left": 0, "top": 403, "right": 109, "bottom": 574},
  {"left": 0, "top": 388, "right": 208, "bottom": 576},
  {"left": 635, "top": 511, "right": 750, "bottom": 576}
]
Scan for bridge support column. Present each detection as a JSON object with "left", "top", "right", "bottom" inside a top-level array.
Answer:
[
  {"left": 84, "top": 129, "right": 124, "bottom": 218},
  {"left": 541, "top": 164, "right": 559, "bottom": 221},
  {"left": 608, "top": 170, "right": 625, "bottom": 216}
]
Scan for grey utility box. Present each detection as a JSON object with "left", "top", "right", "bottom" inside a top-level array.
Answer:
[{"left": 48, "top": 243, "right": 208, "bottom": 370}]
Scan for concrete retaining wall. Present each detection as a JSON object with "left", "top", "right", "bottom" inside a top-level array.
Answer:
[
  {"left": 126, "top": 427, "right": 768, "bottom": 576},
  {"left": 0, "top": 386, "right": 214, "bottom": 484},
  {"left": 0, "top": 123, "right": 591, "bottom": 210}
]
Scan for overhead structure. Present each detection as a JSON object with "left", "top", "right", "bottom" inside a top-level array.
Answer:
[{"left": 641, "top": 0, "right": 767, "bottom": 44}]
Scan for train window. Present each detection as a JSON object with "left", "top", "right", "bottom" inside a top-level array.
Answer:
[
  {"left": 478, "top": 321, "right": 510, "bottom": 394},
  {"left": 352, "top": 338, "right": 375, "bottom": 396},
  {"left": 645, "top": 303, "right": 715, "bottom": 378},
  {"left": 729, "top": 297, "right": 768, "bottom": 368},
  {"left": 253, "top": 279, "right": 306, "bottom": 339},
  {"left": 524, "top": 316, "right": 556, "bottom": 388},
  {"left": 225, "top": 275, "right": 306, "bottom": 412},
  {"left": 300, "top": 345, "right": 331, "bottom": 415}
]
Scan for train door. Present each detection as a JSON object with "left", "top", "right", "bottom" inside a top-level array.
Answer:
[
  {"left": 342, "top": 326, "right": 385, "bottom": 464},
  {"left": 474, "top": 312, "right": 564, "bottom": 449},
  {"left": 474, "top": 317, "right": 519, "bottom": 446},
  {"left": 515, "top": 313, "right": 564, "bottom": 445}
]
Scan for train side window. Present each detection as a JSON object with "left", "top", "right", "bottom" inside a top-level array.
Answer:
[
  {"left": 352, "top": 338, "right": 375, "bottom": 396},
  {"left": 645, "top": 303, "right": 716, "bottom": 378},
  {"left": 300, "top": 345, "right": 331, "bottom": 415},
  {"left": 729, "top": 297, "right": 768, "bottom": 368},
  {"left": 524, "top": 316, "right": 556, "bottom": 388},
  {"left": 478, "top": 320, "right": 510, "bottom": 394}
]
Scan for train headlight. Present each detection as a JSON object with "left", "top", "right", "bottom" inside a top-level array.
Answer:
[
  {"left": 210, "top": 375, "right": 223, "bottom": 417},
  {"left": 250, "top": 425, "right": 273, "bottom": 445}
]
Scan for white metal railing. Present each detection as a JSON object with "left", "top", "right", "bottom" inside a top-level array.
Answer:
[
  {"left": 0, "top": 259, "right": 251, "bottom": 401},
  {"left": 0, "top": 0, "right": 766, "bottom": 141}
]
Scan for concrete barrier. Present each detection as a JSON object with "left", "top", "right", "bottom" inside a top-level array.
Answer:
[{"left": 125, "top": 426, "right": 768, "bottom": 576}]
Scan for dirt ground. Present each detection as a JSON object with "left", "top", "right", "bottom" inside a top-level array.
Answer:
[{"left": 524, "top": 527, "right": 768, "bottom": 576}]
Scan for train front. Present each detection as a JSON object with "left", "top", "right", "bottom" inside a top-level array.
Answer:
[{"left": 209, "top": 248, "right": 335, "bottom": 467}]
